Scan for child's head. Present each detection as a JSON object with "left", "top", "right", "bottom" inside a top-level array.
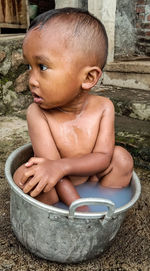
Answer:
[
  {"left": 23, "top": 8, "right": 108, "bottom": 110},
  {"left": 29, "top": 7, "right": 108, "bottom": 70}
]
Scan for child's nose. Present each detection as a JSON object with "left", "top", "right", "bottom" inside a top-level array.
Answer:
[{"left": 29, "top": 72, "right": 39, "bottom": 89}]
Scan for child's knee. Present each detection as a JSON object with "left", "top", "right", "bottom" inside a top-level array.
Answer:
[
  {"left": 113, "top": 146, "right": 133, "bottom": 174},
  {"left": 36, "top": 188, "right": 59, "bottom": 205},
  {"left": 13, "top": 164, "right": 26, "bottom": 188}
]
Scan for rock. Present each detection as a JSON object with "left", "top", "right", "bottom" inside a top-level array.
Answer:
[
  {"left": 0, "top": 58, "right": 11, "bottom": 75},
  {"left": 12, "top": 50, "right": 24, "bottom": 68},
  {"left": 2, "top": 81, "right": 18, "bottom": 109},
  {"left": 15, "top": 70, "right": 29, "bottom": 93},
  {"left": 130, "top": 103, "right": 150, "bottom": 121},
  {"left": 2, "top": 80, "right": 32, "bottom": 112},
  {"left": 0, "top": 101, "right": 6, "bottom": 115},
  {"left": 2, "top": 81, "right": 13, "bottom": 92},
  {"left": 0, "top": 51, "right": 6, "bottom": 62},
  {"left": 3, "top": 87, "right": 18, "bottom": 107}
]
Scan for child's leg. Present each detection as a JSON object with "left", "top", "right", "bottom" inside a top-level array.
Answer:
[
  {"left": 98, "top": 146, "right": 133, "bottom": 188},
  {"left": 56, "top": 178, "right": 90, "bottom": 211},
  {"left": 56, "top": 178, "right": 80, "bottom": 206}
]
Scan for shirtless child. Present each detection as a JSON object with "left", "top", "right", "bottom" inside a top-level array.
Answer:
[{"left": 13, "top": 7, "right": 133, "bottom": 208}]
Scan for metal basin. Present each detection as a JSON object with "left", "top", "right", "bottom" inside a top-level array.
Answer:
[{"left": 5, "top": 143, "right": 141, "bottom": 263}]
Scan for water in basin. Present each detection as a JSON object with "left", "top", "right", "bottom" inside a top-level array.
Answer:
[{"left": 54, "top": 181, "right": 133, "bottom": 212}]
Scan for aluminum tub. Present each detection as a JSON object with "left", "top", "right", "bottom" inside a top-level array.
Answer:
[{"left": 5, "top": 143, "right": 141, "bottom": 263}]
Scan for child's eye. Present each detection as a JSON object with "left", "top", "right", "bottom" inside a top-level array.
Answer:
[
  {"left": 39, "top": 64, "right": 48, "bottom": 71},
  {"left": 27, "top": 64, "right": 32, "bottom": 70}
]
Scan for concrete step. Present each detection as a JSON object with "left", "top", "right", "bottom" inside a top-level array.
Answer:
[
  {"left": 95, "top": 85, "right": 150, "bottom": 121},
  {"left": 103, "top": 60, "right": 150, "bottom": 91}
]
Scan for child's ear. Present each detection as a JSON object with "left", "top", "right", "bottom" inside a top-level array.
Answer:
[{"left": 82, "top": 66, "right": 102, "bottom": 90}]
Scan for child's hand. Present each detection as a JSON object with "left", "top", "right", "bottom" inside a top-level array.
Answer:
[{"left": 22, "top": 157, "right": 66, "bottom": 197}]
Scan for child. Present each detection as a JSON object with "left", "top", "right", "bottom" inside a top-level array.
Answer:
[{"left": 13, "top": 7, "right": 133, "bottom": 208}]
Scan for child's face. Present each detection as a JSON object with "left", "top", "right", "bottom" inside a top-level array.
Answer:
[{"left": 23, "top": 24, "right": 86, "bottom": 110}]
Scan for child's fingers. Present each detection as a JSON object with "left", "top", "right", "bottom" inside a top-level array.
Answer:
[
  {"left": 25, "top": 157, "right": 44, "bottom": 167},
  {"left": 30, "top": 180, "right": 47, "bottom": 197},
  {"left": 43, "top": 182, "right": 54, "bottom": 193},
  {"left": 21, "top": 168, "right": 35, "bottom": 184},
  {"left": 23, "top": 175, "right": 40, "bottom": 194}
]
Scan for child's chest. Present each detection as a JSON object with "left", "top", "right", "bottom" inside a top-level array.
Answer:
[{"left": 46, "top": 112, "right": 101, "bottom": 158}]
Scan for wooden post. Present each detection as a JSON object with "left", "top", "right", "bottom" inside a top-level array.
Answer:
[
  {"left": 4, "top": 0, "right": 14, "bottom": 23},
  {"left": 0, "top": 0, "right": 4, "bottom": 23},
  {"left": 19, "top": 0, "right": 28, "bottom": 25},
  {"left": 14, "top": 0, "right": 20, "bottom": 24}
]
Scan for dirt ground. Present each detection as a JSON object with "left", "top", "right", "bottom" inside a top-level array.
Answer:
[{"left": 0, "top": 116, "right": 150, "bottom": 271}]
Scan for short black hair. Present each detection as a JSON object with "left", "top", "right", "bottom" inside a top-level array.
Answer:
[{"left": 29, "top": 7, "right": 108, "bottom": 69}]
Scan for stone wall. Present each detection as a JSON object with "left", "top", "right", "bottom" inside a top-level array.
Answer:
[
  {"left": 0, "top": 36, "right": 32, "bottom": 115},
  {"left": 115, "top": 0, "right": 150, "bottom": 59},
  {"left": 136, "top": 0, "right": 150, "bottom": 56},
  {"left": 115, "top": 0, "right": 137, "bottom": 59}
]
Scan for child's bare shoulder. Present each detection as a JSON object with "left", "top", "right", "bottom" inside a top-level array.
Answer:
[
  {"left": 27, "top": 103, "right": 41, "bottom": 114},
  {"left": 27, "top": 103, "right": 45, "bottom": 118},
  {"left": 90, "top": 94, "right": 114, "bottom": 112},
  {"left": 26, "top": 103, "right": 48, "bottom": 126}
]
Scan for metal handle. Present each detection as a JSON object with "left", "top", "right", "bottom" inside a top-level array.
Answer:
[{"left": 68, "top": 197, "right": 115, "bottom": 222}]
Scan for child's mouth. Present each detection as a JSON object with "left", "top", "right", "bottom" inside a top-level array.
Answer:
[{"left": 32, "top": 92, "right": 43, "bottom": 104}]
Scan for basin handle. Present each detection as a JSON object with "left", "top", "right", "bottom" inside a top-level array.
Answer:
[{"left": 69, "top": 197, "right": 115, "bottom": 222}]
